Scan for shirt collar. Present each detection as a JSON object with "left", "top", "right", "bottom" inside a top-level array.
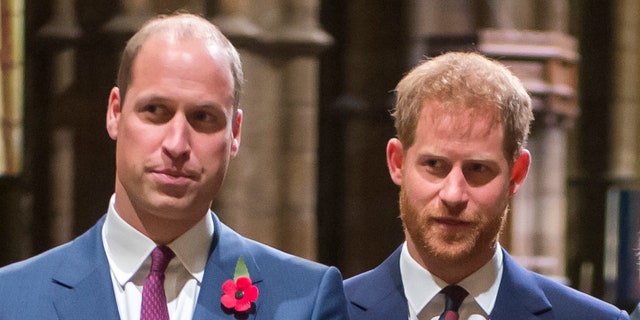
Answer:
[
  {"left": 458, "top": 245, "right": 503, "bottom": 314},
  {"left": 400, "top": 241, "right": 503, "bottom": 317},
  {"left": 102, "top": 194, "right": 214, "bottom": 287}
]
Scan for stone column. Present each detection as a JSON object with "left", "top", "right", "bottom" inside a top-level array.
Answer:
[
  {"left": 602, "top": 0, "right": 640, "bottom": 308},
  {"left": 608, "top": 0, "right": 639, "bottom": 184},
  {"left": 0, "top": 0, "right": 28, "bottom": 263},
  {"left": 408, "top": 0, "right": 474, "bottom": 64},
  {"left": 214, "top": 0, "right": 331, "bottom": 260},
  {"left": 1, "top": 0, "right": 24, "bottom": 175},
  {"left": 281, "top": 0, "right": 333, "bottom": 259},
  {"left": 483, "top": 0, "right": 535, "bottom": 29},
  {"left": 38, "top": 0, "right": 82, "bottom": 246},
  {"left": 103, "top": 0, "right": 154, "bottom": 34}
]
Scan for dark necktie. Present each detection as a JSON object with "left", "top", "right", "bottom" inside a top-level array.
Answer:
[
  {"left": 141, "top": 246, "right": 175, "bottom": 320},
  {"left": 438, "top": 285, "right": 469, "bottom": 320}
]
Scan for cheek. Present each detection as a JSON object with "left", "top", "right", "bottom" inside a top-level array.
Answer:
[
  {"left": 402, "top": 176, "right": 439, "bottom": 206},
  {"left": 193, "top": 136, "right": 233, "bottom": 166},
  {"left": 119, "top": 118, "right": 159, "bottom": 145},
  {"left": 116, "top": 136, "right": 147, "bottom": 173},
  {"left": 469, "top": 180, "right": 511, "bottom": 210},
  {"left": 116, "top": 124, "right": 163, "bottom": 166},
  {"left": 118, "top": 128, "right": 156, "bottom": 156}
]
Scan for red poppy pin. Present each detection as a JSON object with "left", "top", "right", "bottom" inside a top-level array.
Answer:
[{"left": 221, "top": 256, "right": 259, "bottom": 313}]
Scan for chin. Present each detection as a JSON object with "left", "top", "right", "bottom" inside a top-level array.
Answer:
[
  {"left": 145, "top": 193, "right": 192, "bottom": 211},
  {"left": 412, "top": 229, "right": 475, "bottom": 260},
  {"left": 430, "top": 241, "right": 474, "bottom": 261}
]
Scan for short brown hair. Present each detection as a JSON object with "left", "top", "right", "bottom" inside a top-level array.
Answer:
[{"left": 392, "top": 52, "right": 533, "bottom": 163}]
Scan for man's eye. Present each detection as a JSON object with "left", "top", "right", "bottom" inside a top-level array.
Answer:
[
  {"left": 425, "top": 159, "right": 440, "bottom": 168},
  {"left": 468, "top": 163, "right": 487, "bottom": 173},
  {"left": 188, "top": 109, "right": 226, "bottom": 133},
  {"left": 423, "top": 159, "right": 450, "bottom": 177},
  {"left": 194, "top": 111, "right": 215, "bottom": 122},
  {"left": 139, "top": 104, "right": 171, "bottom": 123},
  {"left": 144, "top": 104, "right": 159, "bottom": 113},
  {"left": 464, "top": 163, "right": 496, "bottom": 186}
]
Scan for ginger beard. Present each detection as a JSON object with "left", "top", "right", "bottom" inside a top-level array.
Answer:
[{"left": 399, "top": 186, "right": 509, "bottom": 265}]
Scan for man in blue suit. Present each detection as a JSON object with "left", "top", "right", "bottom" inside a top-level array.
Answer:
[
  {"left": 0, "top": 13, "right": 348, "bottom": 319},
  {"left": 344, "top": 52, "right": 628, "bottom": 319}
]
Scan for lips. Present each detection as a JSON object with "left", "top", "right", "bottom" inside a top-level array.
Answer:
[
  {"left": 156, "top": 168, "right": 196, "bottom": 179},
  {"left": 432, "top": 217, "right": 471, "bottom": 229},
  {"left": 151, "top": 168, "right": 199, "bottom": 185}
]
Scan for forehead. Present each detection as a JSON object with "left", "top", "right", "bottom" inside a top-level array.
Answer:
[
  {"left": 419, "top": 100, "right": 502, "bottom": 136},
  {"left": 134, "top": 34, "right": 223, "bottom": 71},
  {"left": 129, "top": 35, "right": 234, "bottom": 104},
  {"left": 410, "top": 102, "right": 507, "bottom": 166}
]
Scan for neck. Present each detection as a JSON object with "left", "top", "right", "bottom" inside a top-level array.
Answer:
[
  {"left": 406, "top": 239, "right": 496, "bottom": 284},
  {"left": 113, "top": 189, "right": 206, "bottom": 245}
]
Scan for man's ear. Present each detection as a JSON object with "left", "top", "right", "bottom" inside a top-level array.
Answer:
[
  {"left": 230, "top": 109, "right": 242, "bottom": 157},
  {"left": 387, "top": 138, "right": 404, "bottom": 186},
  {"left": 509, "top": 149, "right": 530, "bottom": 195},
  {"left": 106, "top": 87, "right": 121, "bottom": 140}
]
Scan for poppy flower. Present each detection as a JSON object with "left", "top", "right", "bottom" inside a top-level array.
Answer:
[{"left": 221, "top": 276, "right": 259, "bottom": 312}]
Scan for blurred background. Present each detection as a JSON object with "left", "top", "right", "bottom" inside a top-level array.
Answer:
[{"left": 1, "top": 0, "right": 639, "bottom": 313}]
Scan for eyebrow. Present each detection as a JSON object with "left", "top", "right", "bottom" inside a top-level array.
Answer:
[
  {"left": 135, "top": 93, "right": 226, "bottom": 110},
  {"left": 415, "top": 148, "right": 500, "bottom": 163}
]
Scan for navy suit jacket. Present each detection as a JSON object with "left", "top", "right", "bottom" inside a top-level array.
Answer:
[
  {"left": 344, "top": 245, "right": 629, "bottom": 320},
  {"left": 630, "top": 304, "right": 640, "bottom": 320},
  {"left": 0, "top": 213, "right": 349, "bottom": 319}
]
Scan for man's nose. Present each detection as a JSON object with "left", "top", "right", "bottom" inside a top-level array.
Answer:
[
  {"left": 162, "top": 114, "right": 191, "bottom": 159},
  {"left": 439, "top": 167, "right": 469, "bottom": 205}
]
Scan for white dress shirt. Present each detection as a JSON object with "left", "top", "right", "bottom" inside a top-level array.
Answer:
[
  {"left": 102, "top": 194, "right": 214, "bottom": 320},
  {"left": 400, "top": 242, "right": 503, "bottom": 320}
]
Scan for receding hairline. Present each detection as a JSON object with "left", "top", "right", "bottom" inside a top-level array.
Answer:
[{"left": 116, "top": 13, "right": 244, "bottom": 109}]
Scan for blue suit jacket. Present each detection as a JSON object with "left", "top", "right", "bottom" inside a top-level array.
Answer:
[
  {"left": 344, "top": 245, "right": 629, "bottom": 320},
  {"left": 0, "top": 213, "right": 349, "bottom": 319}
]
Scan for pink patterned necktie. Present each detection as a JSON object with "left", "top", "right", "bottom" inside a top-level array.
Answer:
[
  {"left": 141, "top": 246, "right": 175, "bottom": 320},
  {"left": 438, "top": 285, "right": 468, "bottom": 320}
]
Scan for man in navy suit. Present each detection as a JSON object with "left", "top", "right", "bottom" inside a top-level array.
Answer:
[
  {"left": 0, "top": 13, "right": 348, "bottom": 319},
  {"left": 344, "top": 52, "right": 628, "bottom": 319}
]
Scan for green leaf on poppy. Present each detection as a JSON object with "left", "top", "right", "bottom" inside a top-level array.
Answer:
[{"left": 233, "top": 256, "right": 250, "bottom": 280}]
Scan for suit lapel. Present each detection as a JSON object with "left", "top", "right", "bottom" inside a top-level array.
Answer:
[
  {"left": 490, "top": 249, "right": 552, "bottom": 320},
  {"left": 193, "top": 213, "right": 263, "bottom": 319},
  {"left": 51, "top": 217, "right": 120, "bottom": 320},
  {"left": 347, "top": 246, "right": 409, "bottom": 318},
  {"left": 49, "top": 213, "right": 267, "bottom": 319}
]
